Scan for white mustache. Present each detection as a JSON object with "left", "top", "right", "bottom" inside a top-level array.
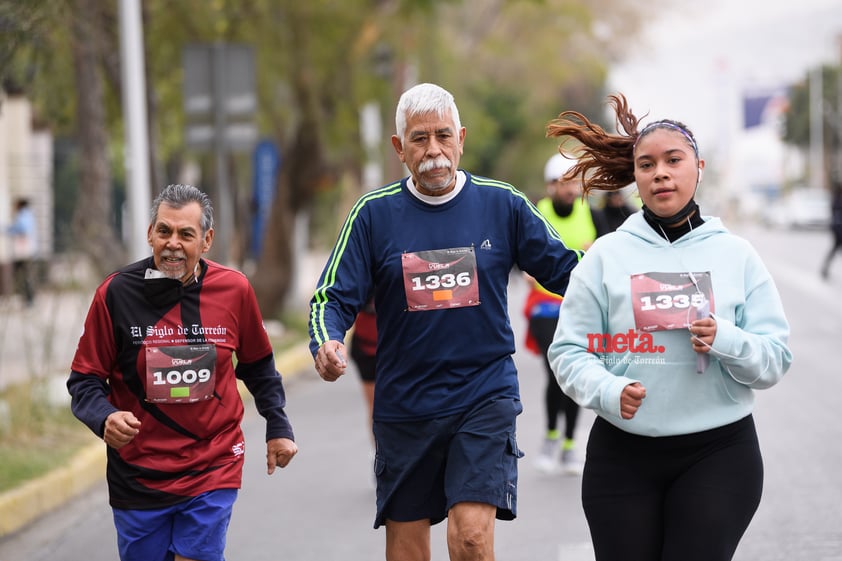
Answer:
[
  {"left": 161, "top": 251, "right": 186, "bottom": 260},
  {"left": 418, "top": 157, "right": 451, "bottom": 173}
]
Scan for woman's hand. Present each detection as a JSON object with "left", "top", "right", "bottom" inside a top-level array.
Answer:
[
  {"left": 620, "top": 382, "right": 646, "bottom": 420},
  {"left": 690, "top": 316, "right": 717, "bottom": 354}
]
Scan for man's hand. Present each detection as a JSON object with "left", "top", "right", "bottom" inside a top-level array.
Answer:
[
  {"left": 103, "top": 411, "right": 141, "bottom": 449},
  {"left": 314, "top": 341, "right": 348, "bottom": 382},
  {"left": 266, "top": 438, "right": 298, "bottom": 474}
]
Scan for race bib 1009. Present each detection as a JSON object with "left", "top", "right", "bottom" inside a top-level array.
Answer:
[{"left": 145, "top": 344, "right": 217, "bottom": 404}]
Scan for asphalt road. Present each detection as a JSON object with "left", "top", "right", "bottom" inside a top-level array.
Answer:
[{"left": 1, "top": 222, "right": 841, "bottom": 560}]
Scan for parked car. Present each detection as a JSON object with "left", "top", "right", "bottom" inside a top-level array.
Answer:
[{"left": 763, "top": 188, "right": 831, "bottom": 230}]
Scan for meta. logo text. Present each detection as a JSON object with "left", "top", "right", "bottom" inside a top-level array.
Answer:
[{"left": 587, "top": 329, "right": 665, "bottom": 353}]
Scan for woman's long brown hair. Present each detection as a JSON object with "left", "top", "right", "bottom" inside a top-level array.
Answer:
[{"left": 546, "top": 94, "right": 643, "bottom": 196}]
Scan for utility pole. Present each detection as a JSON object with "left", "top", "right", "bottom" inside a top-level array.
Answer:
[
  {"left": 836, "top": 34, "right": 842, "bottom": 184},
  {"left": 810, "top": 66, "right": 824, "bottom": 190},
  {"left": 118, "top": 0, "right": 151, "bottom": 261},
  {"left": 211, "top": 42, "right": 233, "bottom": 265}
]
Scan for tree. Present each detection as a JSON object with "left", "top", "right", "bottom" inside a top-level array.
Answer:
[
  {"left": 782, "top": 64, "right": 842, "bottom": 186},
  {"left": 69, "top": 0, "right": 125, "bottom": 274},
  {"left": 1, "top": 0, "right": 125, "bottom": 276},
  {"left": 2, "top": 0, "right": 644, "bottom": 320}
]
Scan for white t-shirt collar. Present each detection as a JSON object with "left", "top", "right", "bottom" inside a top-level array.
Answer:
[{"left": 406, "top": 170, "right": 465, "bottom": 205}]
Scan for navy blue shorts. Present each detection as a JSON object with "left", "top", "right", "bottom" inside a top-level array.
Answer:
[
  {"left": 372, "top": 397, "right": 523, "bottom": 528},
  {"left": 112, "top": 489, "right": 237, "bottom": 561}
]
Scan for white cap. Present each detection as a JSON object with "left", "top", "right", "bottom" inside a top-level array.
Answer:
[{"left": 544, "top": 153, "right": 576, "bottom": 183}]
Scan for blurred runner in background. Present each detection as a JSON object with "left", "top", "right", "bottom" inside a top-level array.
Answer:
[
  {"left": 523, "top": 153, "right": 609, "bottom": 475},
  {"left": 820, "top": 181, "right": 842, "bottom": 279}
]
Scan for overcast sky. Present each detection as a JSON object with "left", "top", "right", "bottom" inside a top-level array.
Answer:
[{"left": 607, "top": 0, "right": 842, "bottom": 152}]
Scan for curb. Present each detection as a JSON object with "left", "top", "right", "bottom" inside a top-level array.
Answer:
[
  {"left": 0, "top": 344, "right": 314, "bottom": 538},
  {"left": 0, "top": 441, "right": 106, "bottom": 536}
]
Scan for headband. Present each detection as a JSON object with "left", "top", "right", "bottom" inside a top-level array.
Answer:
[{"left": 634, "top": 120, "right": 699, "bottom": 158}]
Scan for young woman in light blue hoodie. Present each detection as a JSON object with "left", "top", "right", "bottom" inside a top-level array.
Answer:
[{"left": 546, "top": 94, "right": 792, "bottom": 561}]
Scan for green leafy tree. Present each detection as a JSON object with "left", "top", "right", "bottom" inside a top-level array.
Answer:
[
  {"left": 1, "top": 0, "right": 125, "bottom": 274},
  {"left": 782, "top": 64, "right": 842, "bottom": 187},
  {"left": 2, "top": 0, "right": 642, "bottom": 318}
]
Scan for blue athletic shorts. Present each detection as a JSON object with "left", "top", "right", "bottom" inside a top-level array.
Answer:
[
  {"left": 372, "top": 397, "right": 523, "bottom": 528},
  {"left": 112, "top": 488, "right": 238, "bottom": 561}
]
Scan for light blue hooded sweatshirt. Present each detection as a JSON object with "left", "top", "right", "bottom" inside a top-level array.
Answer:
[{"left": 547, "top": 212, "right": 792, "bottom": 437}]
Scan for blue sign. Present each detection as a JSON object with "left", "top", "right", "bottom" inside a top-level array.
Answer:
[{"left": 251, "top": 139, "right": 281, "bottom": 258}]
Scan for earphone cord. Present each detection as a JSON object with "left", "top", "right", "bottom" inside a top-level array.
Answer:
[{"left": 659, "top": 222, "right": 741, "bottom": 360}]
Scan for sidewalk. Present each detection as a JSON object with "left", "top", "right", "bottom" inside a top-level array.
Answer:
[{"left": 0, "top": 288, "right": 92, "bottom": 393}]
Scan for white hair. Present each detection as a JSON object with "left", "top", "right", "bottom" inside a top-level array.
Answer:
[{"left": 395, "top": 83, "right": 462, "bottom": 139}]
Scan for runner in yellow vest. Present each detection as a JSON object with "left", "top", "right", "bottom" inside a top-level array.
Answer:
[{"left": 524, "top": 154, "right": 611, "bottom": 474}]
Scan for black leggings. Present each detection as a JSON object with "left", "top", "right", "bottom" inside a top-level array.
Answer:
[
  {"left": 582, "top": 415, "right": 763, "bottom": 561},
  {"left": 528, "top": 315, "right": 579, "bottom": 440}
]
